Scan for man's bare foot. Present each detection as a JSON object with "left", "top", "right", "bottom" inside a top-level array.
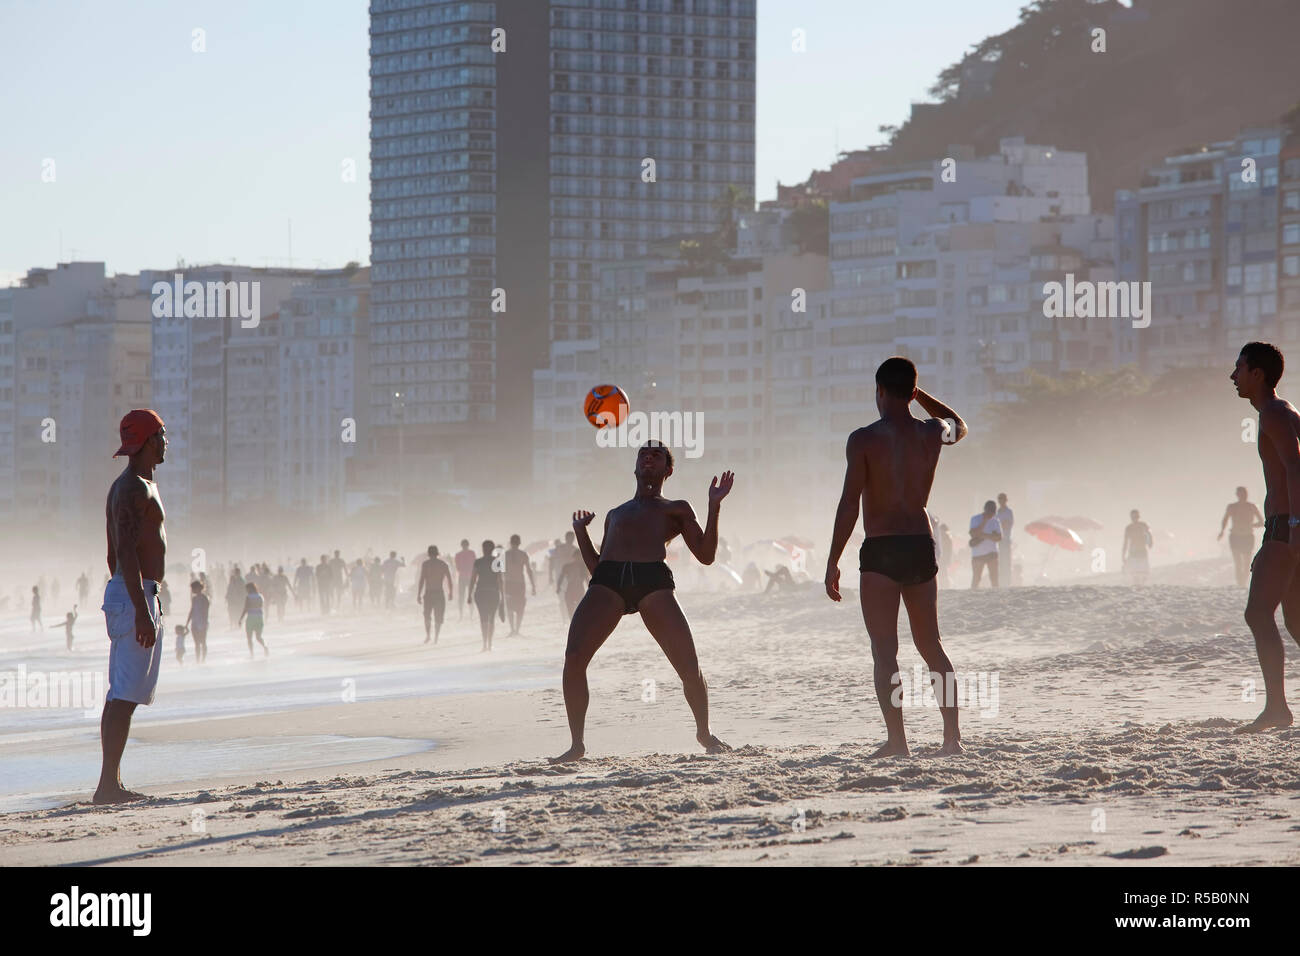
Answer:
[
  {"left": 549, "top": 743, "right": 585, "bottom": 764},
  {"left": 1234, "top": 708, "right": 1293, "bottom": 734},
  {"left": 937, "top": 738, "right": 964, "bottom": 756},
  {"left": 869, "top": 740, "right": 910, "bottom": 758},
  {"left": 92, "top": 786, "right": 148, "bottom": 805},
  {"left": 697, "top": 732, "right": 731, "bottom": 754}
]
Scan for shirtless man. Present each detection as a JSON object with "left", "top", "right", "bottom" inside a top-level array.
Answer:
[
  {"left": 502, "top": 534, "right": 536, "bottom": 636},
  {"left": 1232, "top": 342, "right": 1300, "bottom": 732},
  {"left": 1218, "top": 485, "right": 1265, "bottom": 588},
  {"left": 416, "top": 545, "right": 453, "bottom": 644},
  {"left": 96, "top": 409, "right": 168, "bottom": 804},
  {"left": 824, "top": 357, "right": 967, "bottom": 757},
  {"left": 551, "top": 442, "right": 733, "bottom": 763}
]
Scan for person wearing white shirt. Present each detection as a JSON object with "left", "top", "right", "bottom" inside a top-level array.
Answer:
[
  {"left": 995, "top": 493, "right": 1014, "bottom": 586},
  {"left": 969, "top": 500, "right": 1002, "bottom": 588}
]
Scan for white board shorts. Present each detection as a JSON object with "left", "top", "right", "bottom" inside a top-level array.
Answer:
[{"left": 103, "top": 575, "right": 163, "bottom": 705}]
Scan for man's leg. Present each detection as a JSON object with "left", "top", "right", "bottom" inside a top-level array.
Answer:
[
  {"left": 901, "top": 576, "right": 962, "bottom": 754},
  {"left": 94, "top": 699, "right": 145, "bottom": 804},
  {"left": 970, "top": 559, "right": 982, "bottom": 589},
  {"left": 637, "top": 590, "right": 731, "bottom": 754},
  {"left": 551, "top": 586, "right": 624, "bottom": 763},
  {"left": 433, "top": 595, "right": 445, "bottom": 643},
  {"left": 422, "top": 602, "right": 432, "bottom": 642},
  {"left": 859, "top": 572, "right": 907, "bottom": 757},
  {"left": 988, "top": 555, "right": 999, "bottom": 589},
  {"left": 1239, "top": 542, "right": 1298, "bottom": 732}
]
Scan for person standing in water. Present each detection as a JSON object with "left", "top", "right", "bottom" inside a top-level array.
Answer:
[
  {"left": 824, "top": 357, "right": 967, "bottom": 758},
  {"left": 1218, "top": 485, "right": 1265, "bottom": 588}
]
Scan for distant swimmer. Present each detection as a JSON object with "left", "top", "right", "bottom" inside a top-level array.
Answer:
[
  {"left": 824, "top": 357, "right": 966, "bottom": 757},
  {"left": 550, "top": 442, "right": 733, "bottom": 763},
  {"left": 468, "top": 539, "right": 503, "bottom": 652},
  {"left": 29, "top": 585, "right": 42, "bottom": 631},
  {"left": 416, "top": 545, "right": 453, "bottom": 645},
  {"left": 96, "top": 409, "right": 168, "bottom": 804},
  {"left": 503, "top": 534, "right": 536, "bottom": 636},
  {"left": 1218, "top": 486, "right": 1265, "bottom": 588},
  {"left": 454, "top": 540, "right": 475, "bottom": 620},
  {"left": 1232, "top": 342, "right": 1300, "bottom": 732},
  {"left": 1121, "top": 510, "right": 1153, "bottom": 586}
]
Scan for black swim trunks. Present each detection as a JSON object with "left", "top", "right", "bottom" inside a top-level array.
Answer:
[
  {"left": 589, "top": 560, "right": 675, "bottom": 614},
  {"left": 859, "top": 535, "right": 939, "bottom": 586},
  {"left": 1262, "top": 514, "right": 1292, "bottom": 544}
]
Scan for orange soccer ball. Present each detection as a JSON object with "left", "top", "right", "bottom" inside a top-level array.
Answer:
[{"left": 584, "top": 384, "right": 629, "bottom": 428}]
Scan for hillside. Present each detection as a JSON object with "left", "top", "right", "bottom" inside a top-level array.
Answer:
[{"left": 885, "top": 0, "right": 1300, "bottom": 209}]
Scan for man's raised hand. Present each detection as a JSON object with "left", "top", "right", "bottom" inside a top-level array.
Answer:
[
  {"left": 572, "top": 510, "right": 596, "bottom": 531},
  {"left": 708, "top": 471, "right": 735, "bottom": 506}
]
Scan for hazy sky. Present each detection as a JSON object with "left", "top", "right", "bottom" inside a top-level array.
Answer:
[{"left": 0, "top": 0, "right": 1029, "bottom": 284}]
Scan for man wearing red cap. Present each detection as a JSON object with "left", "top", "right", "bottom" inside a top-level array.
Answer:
[{"left": 95, "top": 409, "right": 168, "bottom": 804}]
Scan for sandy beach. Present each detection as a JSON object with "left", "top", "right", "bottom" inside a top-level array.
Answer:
[{"left": 3, "top": 565, "right": 1297, "bottom": 867}]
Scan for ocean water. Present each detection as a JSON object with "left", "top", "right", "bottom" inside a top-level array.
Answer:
[{"left": 0, "top": 609, "right": 553, "bottom": 812}]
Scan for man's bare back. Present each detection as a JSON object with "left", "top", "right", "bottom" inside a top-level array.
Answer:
[
  {"left": 851, "top": 417, "right": 945, "bottom": 538},
  {"left": 825, "top": 366, "right": 967, "bottom": 758}
]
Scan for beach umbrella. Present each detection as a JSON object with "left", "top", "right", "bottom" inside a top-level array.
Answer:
[
  {"left": 1024, "top": 520, "right": 1085, "bottom": 551},
  {"left": 1024, "top": 519, "right": 1085, "bottom": 578}
]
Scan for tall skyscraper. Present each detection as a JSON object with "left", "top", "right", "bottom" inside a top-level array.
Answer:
[{"left": 368, "top": 0, "right": 756, "bottom": 494}]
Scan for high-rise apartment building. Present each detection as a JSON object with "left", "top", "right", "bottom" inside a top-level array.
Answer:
[{"left": 368, "top": 0, "right": 756, "bottom": 494}]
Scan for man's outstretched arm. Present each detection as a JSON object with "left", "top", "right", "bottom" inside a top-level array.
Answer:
[
  {"left": 825, "top": 431, "right": 867, "bottom": 602},
  {"left": 678, "top": 472, "right": 735, "bottom": 565},
  {"left": 913, "top": 387, "right": 968, "bottom": 444}
]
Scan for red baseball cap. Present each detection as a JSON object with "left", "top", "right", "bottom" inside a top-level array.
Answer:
[{"left": 114, "top": 409, "right": 165, "bottom": 457}]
